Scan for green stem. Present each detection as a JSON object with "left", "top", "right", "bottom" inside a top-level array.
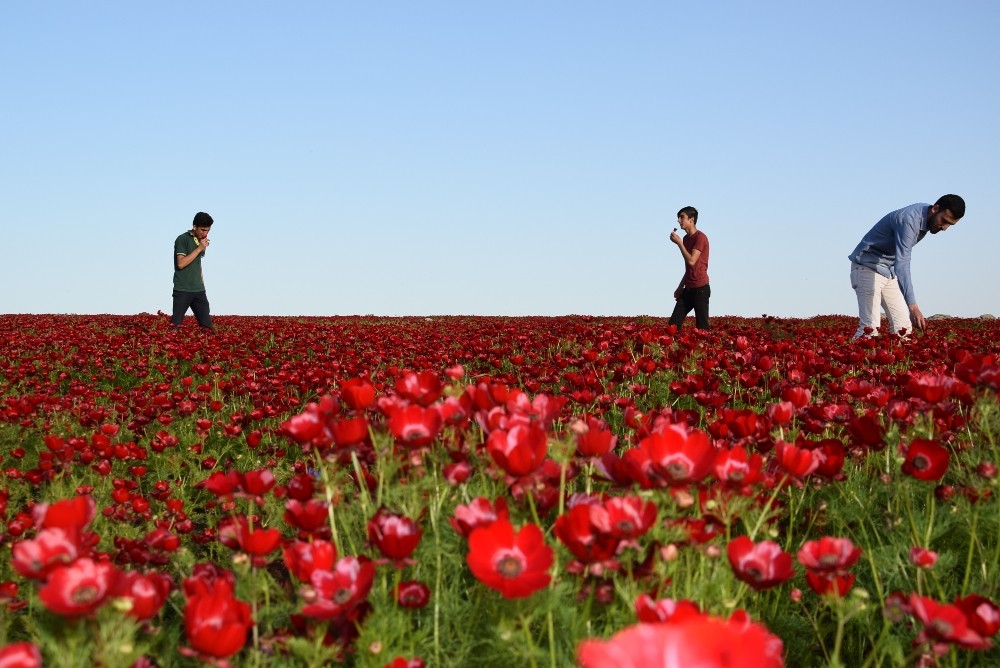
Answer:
[
  {"left": 520, "top": 613, "right": 540, "bottom": 668},
  {"left": 960, "top": 506, "right": 979, "bottom": 596}
]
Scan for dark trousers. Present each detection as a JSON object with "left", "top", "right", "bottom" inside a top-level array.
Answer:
[
  {"left": 171, "top": 290, "right": 212, "bottom": 329},
  {"left": 669, "top": 285, "right": 710, "bottom": 330}
]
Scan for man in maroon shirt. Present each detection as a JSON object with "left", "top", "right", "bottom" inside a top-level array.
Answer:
[{"left": 668, "top": 205, "right": 711, "bottom": 330}]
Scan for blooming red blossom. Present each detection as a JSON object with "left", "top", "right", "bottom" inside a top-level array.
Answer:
[
  {"left": 797, "top": 536, "right": 862, "bottom": 573},
  {"left": 218, "top": 516, "right": 284, "bottom": 562},
  {"left": 450, "top": 497, "right": 509, "bottom": 539},
  {"left": 573, "top": 415, "right": 617, "bottom": 457},
  {"left": 394, "top": 580, "right": 431, "bottom": 608},
  {"left": 367, "top": 508, "right": 423, "bottom": 563},
  {"left": 553, "top": 504, "right": 620, "bottom": 566},
  {"left": 467, "top": 518, "right": 553, "bottom": 599},
  {"left": 623, "top": 424, "right": 715, "bottom": 488},
  {"left": 901, "top": 439, "right": 950, "bottom": 481},
  {"left": 283, "top": 498, "right": 330, "bottom": 536},
  {"left": 12, "top": 527, "right": 84, "bottom": 580},
  {"left": 634, "top": 594, "right": 701, "bottom": 623},
  {"left": 394, "top": 370, "right": 443, "bottom": 406},
  {"left": 774, "top": 441, "right": 820, "bottom": 478},
  {"left": 112, "top": 570, "right": 173, "bottom": 620},
  {"left": 727, "top": 536, "right": 794, "bottom": 590},
  {"left": 0, "top": 642, "right": 42, "bottom": 668},
  {"left": 301, "top": 556, "right": 375, "bottom": 620},
  {"left": 38, "top": 557, "right": 120, "bottom": 617},
  {"left": 909, "top": 546, "right": 938, "bottom": 569},
  {"left": 33, "top": 495, "right": 96, "bottom": 530},
  {"left": 487, "top": 423, "right": 549, "bottom": 477},
  {"left": 340, "top": 377, "right": 376, "bottom": 410},
  {"left": 909, "top": 594, "right": 992, "bottom": 651},
  {"left": 953, "top": 595, "right": 1000, "bottom": 638},
  {"left": 183, "top": 579, "right": 253, "bottom": 662},
  {"left": 387, "top": 404, "right": 443, "bottom": 448},
  {"left": 714, "top": 446, "right": 764, "bottom": 488},
  {"left": 578, "top": 615, "right": 784, "bottom": 668},
  {"left": 283, "top": 539, "right": 337, "bottom": 583}
]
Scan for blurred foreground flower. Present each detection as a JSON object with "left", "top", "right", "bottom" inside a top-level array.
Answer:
[{"left": 577, "top": 614, "right": 784, "bottom": 667}]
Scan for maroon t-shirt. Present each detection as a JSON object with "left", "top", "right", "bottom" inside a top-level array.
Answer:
[{"left": 682, "top": 230, "right": 710, "bottom": 288}]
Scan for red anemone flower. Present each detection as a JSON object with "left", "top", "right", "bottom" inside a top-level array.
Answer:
[
  {"left": 340, "top": 377, "right": 376, "bottom": 410},
  {"left": 38, "top": 557, "right": 120, "bottom": 617},
  {"left": 953, "top": 595, "right": 1000, "bottom": 638},
  {"left": 283, "top": 498, "right": 330, "bottom": 535},
  {"left": 634, "top": 594, "right": 702, "bottom": 623},
  {"left": 12, "top": 527, "right": 84, "bottom": 580},
  {"left": 283, "top": 539, "right": 337, "bottom": 583},
  {"left": 450, "top": 497, "right": 509, "bottom": 539},
  {"left": 0, "top": 642, "right": 42, "bottom": 668},
  {"left": 797, "top": 536, "right": 862, "bottom": 573},
  {"left": 901, "top": 439, "right": 950, "bottom": 481},
  {"left": 553, "top": 505, "right": 619, "bottom": 565},
  {"left": 387, "top": 404, "right": 442, "bottom": 448},
  {"left": 908, "top": 594, "right": 992, "bottom": 650},
  {"left": 367, "top": 508, "right": 423, "bottom": 563},
  {"left": 301, "top": 556, "right": 376, "bottom": 620},
  {"left": 487, "top": 423, "right": 549, "bottom": 477},
  {"left": 727, "top": 536, "right": 794, "bottom": 590},
  {"left": 394, "top": 580, "right": 431, "bottom": 609},
  {"left": 578, "top": 615, "right": 784, "bottom": 668},
  {"left": 574, "top": 415, "right": 617, "bottom": 457},
  {"left": 467, "top": 518, "right": 553, "bottom": 599},
  {"left": 182, "top": 579, "right": 253, "bottom": 661},
  {"left": 714, "top": 446, "right": 764, "bottom": 488},
  {"left": 623, "top": 424, "right": 715, "bottom": 488},
  {"left": 774, "top": 441, "right": 820, "bottom": 478},
  {"left": 112, "top": 570, "right": 173, "bottom": 620}
]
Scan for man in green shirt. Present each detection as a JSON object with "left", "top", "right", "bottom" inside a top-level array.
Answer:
[{"left": 171, "top": 212, "right": 214, "bottom": 330}]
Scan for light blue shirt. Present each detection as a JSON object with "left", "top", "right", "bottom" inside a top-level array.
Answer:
[{"left": 848, "top": 203, "right": 929, "bottom": 306}]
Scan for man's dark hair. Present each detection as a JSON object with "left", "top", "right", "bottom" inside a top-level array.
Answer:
[
  {"left": 935, "top": 195, "right": 965, "bottom": 219},
  {"left": 192, "top": 211, "right": 214, "bottom": 228},
  {"left": 677, "top": 206, "right": 698, "bottom": 223}
]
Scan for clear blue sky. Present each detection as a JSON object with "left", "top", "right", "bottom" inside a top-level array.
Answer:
[{"left": 3, "top": 1, "right": 998, "bottom": 318}]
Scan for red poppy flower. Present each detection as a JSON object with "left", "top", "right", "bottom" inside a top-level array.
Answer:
[
  {"left": 301, "top": 556, "right": 375, "bottom": 620},
  {"left": 908, "top": 594, "right": 991, "bottom": 650},
  {"left": 727, "top": 536, "right": 794, "bottom": 590},
  {"left": 394, "top": 580, "right": 431, "bottom": 608},
  {"left": 387, "top": 404, "right": 442, "bottom": 448},
  {"left": 38, "top": 557, "right": 120, "bottom": 617},
  {"left": 623, "top": 424, "right": 715, "bottom": 488},
  {"left": 367, "top": 508, "right": 423, "bottom": 563},
  {"left": 487, "top": 423, "right": 549, "bottom": 477},
  {"left": 634, "top": 594, "right": 701, "bottom": 623},
  {"left": 283, "top": 539, "right": 337, "bottom": 583},
  {"left": 199, "top": 470, "right": 241, "bottom": 497},
  {"left": 219, "top": 516, "right": 284, "bottom": 560},
  {"left": 0, "top": 642, "right": 42, "bottom": 668},
  {"left": 340, "top": 377, "right": 376, "bottom": 410},
  {"left": 183, "top": 579, "right": 253, "bottom": 661},
  {"left": 766, "top": 401, "right": 795, "bottom": 426},
  {"left": 450, "top": 497, "right": 509, "bottom": 539},
  {"left": 578, "top": 615, "right": 784, "bottom": 668},
  {"left": 383, "top": 658, "right": 426, "bottom": 668},
  {"left": 781, "top": 386, "right": 811, "bottom": 408},
  {"left": 901, "top": 439, "right": 950, "bottom": 481},
  {"left": 466, "top": 518, "right": 553, "bottom": 599}
]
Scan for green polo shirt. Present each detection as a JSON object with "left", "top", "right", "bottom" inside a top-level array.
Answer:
[{"left": 173, "top": 232, "right": 207, "bottom": 292}]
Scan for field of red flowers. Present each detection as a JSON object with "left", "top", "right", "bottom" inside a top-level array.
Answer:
[{"left": 0, "top": 313, "right": 998, "bottom": 667}]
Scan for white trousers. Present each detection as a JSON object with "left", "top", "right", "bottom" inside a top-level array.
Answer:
[{"left": 850, "top": 263, "right": 912, "bottom": 338}]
